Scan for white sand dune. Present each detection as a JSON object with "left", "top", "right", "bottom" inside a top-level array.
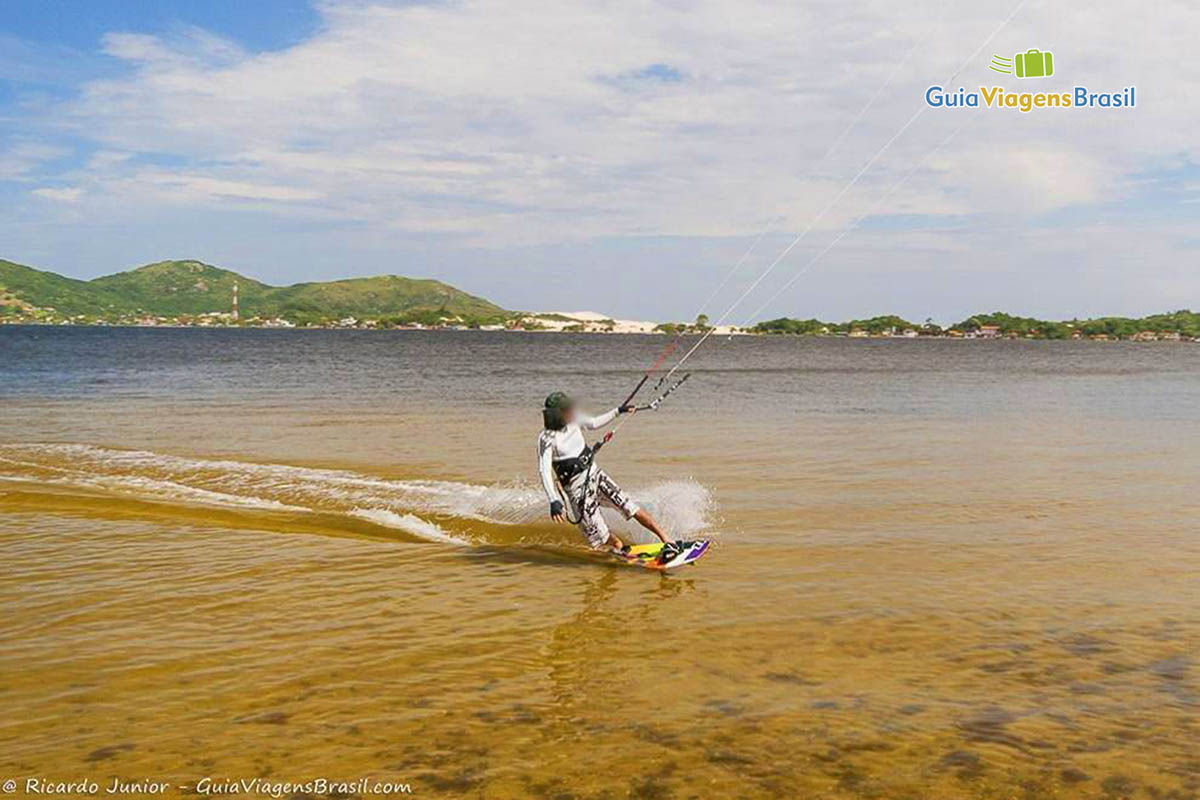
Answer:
[{"left": 529, "top": 310, "right": 744, "bottom": 335}]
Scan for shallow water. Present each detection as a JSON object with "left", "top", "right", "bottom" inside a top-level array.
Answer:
[{"left": 1, "top": 327, "right": 1197, "bottom": 798}]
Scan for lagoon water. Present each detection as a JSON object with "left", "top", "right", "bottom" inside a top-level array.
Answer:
[{"left": 1, "top": 327, "right": 1197, "bottom": 798}]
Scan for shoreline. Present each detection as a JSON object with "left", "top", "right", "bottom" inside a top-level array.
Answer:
[{"left": 2, "top": 320, "right": 1197, "bottom": 342}]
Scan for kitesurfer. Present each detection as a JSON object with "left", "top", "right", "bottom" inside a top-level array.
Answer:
[{"left": 537, "top": 391, "right": 672, "bottom": 551}]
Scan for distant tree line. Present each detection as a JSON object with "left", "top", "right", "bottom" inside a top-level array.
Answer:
[{"left": 751, "top": 310, "right": 1200, "bottom": 339}]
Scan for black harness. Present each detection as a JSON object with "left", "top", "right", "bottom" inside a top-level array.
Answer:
[
  {"left": 551, "top": 436, "right": 613, "bottom": 525},
  {"left": 551, "top": 444, "right": 595, "bottom": 485}
]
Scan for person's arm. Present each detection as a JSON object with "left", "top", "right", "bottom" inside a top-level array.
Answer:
[
  {"left": 579, "top": 406, "right": 632, "bottom": 430},
  {"left": 537, "top": 433, "right": 565, "bottom": 521}
]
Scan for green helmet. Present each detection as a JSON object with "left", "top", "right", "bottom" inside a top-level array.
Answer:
[{"left": 542, "top": 391, "right": 575, "bottom": 429}]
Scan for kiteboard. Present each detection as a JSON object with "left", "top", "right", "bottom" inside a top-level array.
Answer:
[{"left": 614, "top": 539, "right": 710, "bottom": 571}]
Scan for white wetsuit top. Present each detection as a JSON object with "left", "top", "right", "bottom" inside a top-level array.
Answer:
[{"left": 537, "top": 407, "right": 619, "bottom": 504}]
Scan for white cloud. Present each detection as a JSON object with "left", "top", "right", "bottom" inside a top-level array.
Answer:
[
  {"left": 128, "top": 171, "right": 323, "bottom": 202},
  {"left": 57, "top": 1, "right": 1195, "bottom": 239},
  {"left": 941, "top": 143, "right": 1121, "bottom": 214},
  {"left": 32, "top": 186, "right": 83, "bottom": 202},
  {"left": 85, "top": 150, "right": 133, "bottom": 169},
  {"left": 0, "top": 142, "right": 70, "bottom": 180}
]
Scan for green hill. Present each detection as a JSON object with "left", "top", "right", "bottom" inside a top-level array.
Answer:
[
  {"left": 264, "top": 275, "right": 504, "bottom": 320},
  {"left": 0, "top": 258, "right": 509, "bottom": 323},
  {"left": 89, "top": 260, "right": 274, "bottom": 316},
  {"left": 0, "top": 258, "right": 124, "bottom": 315}
]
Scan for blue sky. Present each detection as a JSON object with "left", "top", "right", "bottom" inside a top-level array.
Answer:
[
  {"left": 1, "top": 0, "right": 1196, "bottom": 322},
  {"left": 4, "top": 0, "right": 318, "bottom": 52}
]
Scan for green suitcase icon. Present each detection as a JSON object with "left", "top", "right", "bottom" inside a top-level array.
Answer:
[{"left": 1014, "top": 49, "right": 1053, "bottom": 78}]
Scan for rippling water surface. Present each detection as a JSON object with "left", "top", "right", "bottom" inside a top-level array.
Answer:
[{"left": 1, "top": 327, "right": 1197, "bottom": 798}]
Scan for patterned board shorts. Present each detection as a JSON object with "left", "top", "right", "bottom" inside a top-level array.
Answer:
[{"left": 564, "top": 469, "right": 640, "bottom": 549}]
